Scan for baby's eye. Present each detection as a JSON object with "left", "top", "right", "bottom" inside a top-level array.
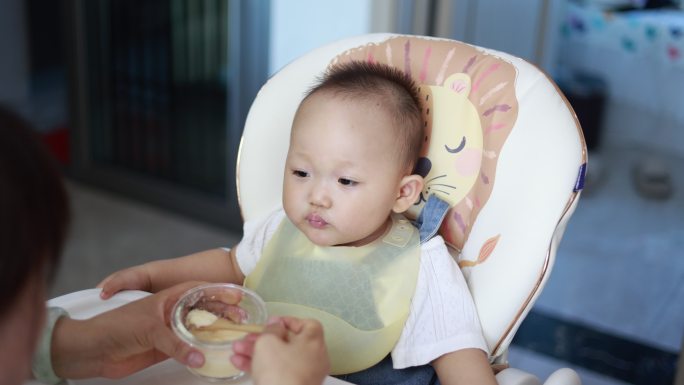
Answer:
[
  {"left": 293, "top": 170, "right": 309, "bottom": 178},
  {"left": 338, "top": 178, "right": 358, "bottom": 186}
]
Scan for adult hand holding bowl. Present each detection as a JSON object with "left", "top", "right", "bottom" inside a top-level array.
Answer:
[{"left": 171, "top": 283, "right": 267, "bottom": 381}]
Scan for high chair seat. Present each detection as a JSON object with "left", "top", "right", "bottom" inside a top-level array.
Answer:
[{"left": 237, "top": 34, "right": 587, "bottom": 385}]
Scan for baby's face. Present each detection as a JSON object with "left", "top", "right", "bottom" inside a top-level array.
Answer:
[{"left": 283, "top": 93, "right": 406, "bottom": 247}]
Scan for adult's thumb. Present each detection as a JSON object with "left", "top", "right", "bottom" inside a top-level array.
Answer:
[{"left": 151, "top": 326, "right": 205, "bottom": 368}]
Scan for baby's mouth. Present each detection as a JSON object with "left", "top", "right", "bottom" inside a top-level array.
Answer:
[{"left": 306, "top": 213, "right": 328, "bottom": 229}]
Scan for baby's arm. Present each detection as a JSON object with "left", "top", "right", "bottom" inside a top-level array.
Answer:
[
  {"left": 432, "top": 349, "right": 497, "bottom": 385},
  {"left": 98, "top": 246, "right": 245, "bottom": 299}
]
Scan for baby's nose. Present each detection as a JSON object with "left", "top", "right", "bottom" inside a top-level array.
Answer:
[{"left": 309, "top": 184, "right": 332, "bottom": 208}]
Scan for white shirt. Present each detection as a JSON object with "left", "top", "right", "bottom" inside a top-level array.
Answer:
[{"left": 235, "top": 208, "right": 488, "bottom": 369}]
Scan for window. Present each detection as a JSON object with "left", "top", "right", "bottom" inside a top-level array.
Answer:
[{"left": 66, "top": 0, "right": 269, "bottom": 229}]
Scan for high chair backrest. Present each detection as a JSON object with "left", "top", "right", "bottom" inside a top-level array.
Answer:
[{"left": 236, "top": 34, "right": 586, "bottom": 361}]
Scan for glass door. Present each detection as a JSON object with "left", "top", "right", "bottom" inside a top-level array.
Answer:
[{"left": 65, "top": 0, "right": 269, "bottom": 229}]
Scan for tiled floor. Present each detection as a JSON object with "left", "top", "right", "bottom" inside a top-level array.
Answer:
[
  {"left": 50, "top": 182, "right": 240, "bottom": 298},
  {"left": 511, "top": 144, "right": 684, "bottom": 384},
  {"left": 534, "top": 145, "right": 684, "bottom": 353},
  {"left": 51, "top": 143, "right": 683, "bottom": 385},
  {"left": 508, "top": 346, "right": 632, "bottom": 385}
]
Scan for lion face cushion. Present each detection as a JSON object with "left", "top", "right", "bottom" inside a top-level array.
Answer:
[{"left": 331, "top": 37, "right": 519, "bottom": 254}]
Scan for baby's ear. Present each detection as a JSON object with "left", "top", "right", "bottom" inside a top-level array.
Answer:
[{"left": 393, "top": 174, "right": 424, "bottom": 213}]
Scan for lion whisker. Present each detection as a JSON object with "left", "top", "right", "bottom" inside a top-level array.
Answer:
[
  {"left": 429, "top": 183, "right": 456, "bottom": 190},
  {"left": 425, "top": 174, "right": 447, "bottom": 183},
  {"left": 432, "top": 189, "right": 451, "bottom": 195}
]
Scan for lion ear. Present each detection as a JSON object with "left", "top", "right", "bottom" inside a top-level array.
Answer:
[{"left": 444, "top": 73, "right": 472, "bottom": 97}]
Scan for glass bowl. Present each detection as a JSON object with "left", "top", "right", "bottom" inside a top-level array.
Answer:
[{"left": 171, "top": 283, "right": 267, "bottom": 382}]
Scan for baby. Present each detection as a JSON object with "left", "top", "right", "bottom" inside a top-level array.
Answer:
[{"left": 99, "top": 61, "right": 496, "bottom": 385}]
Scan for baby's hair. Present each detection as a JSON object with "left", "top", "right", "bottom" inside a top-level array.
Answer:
[{"left": 305, "top": 61, "right": 424, "bottom": 172}]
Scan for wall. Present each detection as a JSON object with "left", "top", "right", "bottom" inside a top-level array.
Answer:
[
  {"left": 445, "top": 0, "right": 566, "bottom": 76},
  {"left": 0, "top": 0, "right": 29, "bottom": 107},
  {"left": 268, "top": 0, "right": 373, "bottom": 75}
]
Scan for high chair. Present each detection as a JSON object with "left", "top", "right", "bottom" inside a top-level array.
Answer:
[{"left": 237, "top": 34, "right": 586, "bottom": 385}]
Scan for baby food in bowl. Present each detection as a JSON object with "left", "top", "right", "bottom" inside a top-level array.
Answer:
[{"left": 171, "top": 283, "right": 267, "bottom": 382}]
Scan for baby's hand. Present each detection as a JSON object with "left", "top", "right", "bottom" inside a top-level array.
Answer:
[{"left": 97, "top": 265, "right": 151, "bottom": 299}]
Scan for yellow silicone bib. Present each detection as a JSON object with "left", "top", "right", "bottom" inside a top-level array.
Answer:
[{"left": 244, "top": 213, "right": 420, "bottom": 374}]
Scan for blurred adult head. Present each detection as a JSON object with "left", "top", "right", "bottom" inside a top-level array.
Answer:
[{"left": 0, "top": 105, "right": 70, "bottom": 384}]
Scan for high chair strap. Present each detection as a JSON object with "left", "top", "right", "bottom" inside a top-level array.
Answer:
[{"left": 413, "top": 194, "right": 450, "bottom": 244}]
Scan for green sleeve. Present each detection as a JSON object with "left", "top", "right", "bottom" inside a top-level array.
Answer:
[{"left": 32, "top": 306, "right": 69, "bottom": 385}]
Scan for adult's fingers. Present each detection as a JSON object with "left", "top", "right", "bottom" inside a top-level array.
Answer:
[
  {"left": 230, "top": 352, "right": 251, "bottom": 372},
  {"left": 298, "top": 319, "right": 325, "bottom": 339},
  {"left": 230, "top": 333, "right": 258, "bottom": 372},
  {"left": 148, "top": 322, "right": 205, "bottom": 368},
  {"left": 280, "top": 317, "right": 324, "bottom": 339},
  {"left": 210, "top": 288, "right": 243, "bottom": 305},
  {"left": 278, "top": 316, "right": 306, "bottom": 334},
  {"left": 232, "top": 333, "right": 259, "bottom": 357},
  {"left": 262, "top": 318, "right": 289, "bottom": 340},
  {"left": 158, "top": 281, "right": 209, "bottom": 318}
]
